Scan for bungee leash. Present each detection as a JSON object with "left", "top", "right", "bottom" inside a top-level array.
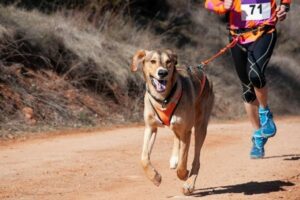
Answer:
[{"left": 198, "top": 35, "right": 240, "bottom": 69}]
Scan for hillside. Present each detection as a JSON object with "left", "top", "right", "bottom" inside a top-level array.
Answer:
[{"left": 0, "top": 0, "right": 299, "bottom": 137}]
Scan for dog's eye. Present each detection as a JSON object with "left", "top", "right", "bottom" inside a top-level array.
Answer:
[
  {"left": 151, "top": 60, "right": 157, "bottom": 64},
  {"left": 166, "top": 60, "right": 171, "bottom": 65}
]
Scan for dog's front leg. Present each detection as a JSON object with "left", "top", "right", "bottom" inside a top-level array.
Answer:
[
  {"left": 170, "top": 135, "right": 180, "bottom": 169},
  {"left": 141, "top": 126, "right": 162, "bottom": 186},
  {"left": 176, "top": 130, "right": 191, "bottom": 181}
]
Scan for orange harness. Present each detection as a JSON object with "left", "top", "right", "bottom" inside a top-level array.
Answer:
[
  {"left": 148, "top": 72, "right": 206, "bottom": 126},
  {"left": 149, "top": 81, "right": 183, "bottom": 126}
]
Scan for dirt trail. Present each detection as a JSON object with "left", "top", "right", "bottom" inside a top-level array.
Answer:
[{"left": 0, "top": 118, "right": 299, "bottom": 200}]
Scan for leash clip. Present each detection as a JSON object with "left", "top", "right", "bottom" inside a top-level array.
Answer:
[
  {"left": 162, "top": 99, "right": 168, "bottom": 108},
  {"left": 198, "top": 63, "right": 204, "bottom": 69}
]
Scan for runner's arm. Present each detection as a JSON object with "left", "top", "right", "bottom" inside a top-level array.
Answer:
[{"left": 205, "top": 0, "right": 227, "bottom": 15}]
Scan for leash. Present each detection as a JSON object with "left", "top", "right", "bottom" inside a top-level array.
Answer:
[
  {"left": 175, "top": 35, "right": 239, "bottom": 72},
  {"left": 198, "top": 35, "right": 240, "bottom": 69},
  {"left": 197, "top": 10, "right": 277, "bottom": 68}
]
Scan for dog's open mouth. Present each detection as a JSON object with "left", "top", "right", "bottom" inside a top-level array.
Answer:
[{"left": 150, "top": 75, "right": 167, "bottom": 93}]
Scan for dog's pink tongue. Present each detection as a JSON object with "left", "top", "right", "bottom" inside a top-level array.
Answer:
[
  {"left": 157, "top": 83, "right": 166, "bottom": 92},
  {"left": 153, "top": 79, "right": 166, "bottom": 92}
]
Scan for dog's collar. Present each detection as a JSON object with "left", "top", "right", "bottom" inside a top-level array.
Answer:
[{"left": 146, "top": 82, "right": 178, "bottom": 108}]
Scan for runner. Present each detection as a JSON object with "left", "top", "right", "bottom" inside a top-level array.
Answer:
[{"left": 204, "top": 0, "right": 292, "bottom": 158}]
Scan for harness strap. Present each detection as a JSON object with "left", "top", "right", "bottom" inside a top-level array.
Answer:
[
  {"left": 189, "top": 65, "right": 207, "bottom": 97},
  {"left": 150, "top": 90, "right": 183, "bottom": 126},
  {"left": 199, "top": 74, "right": 206, "bottom": 96},
  {"left": 147, "top": 80, "right": 183, "bottom": 126},
  {"left": 229, "top": 25, "right": 273, "bottom": 35}
]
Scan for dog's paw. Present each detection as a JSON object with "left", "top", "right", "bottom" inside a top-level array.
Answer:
[
  {"left": 169, "top": 156, "right": 178, "bottom": 169},
  {"left": 177, "top": 169, "right": 189, "bottom": 181},
  {"left": 144, "top": 165, "right": 162, "bottom": 186},
  {"left": 182, "top": 182, "right": 195, "bottom": 196},
  {"left": 182, "top": 175, "right": 197, "bottom": 195},
  {"left": 151, "top": 172, "right": 162, "bottom": 186}
]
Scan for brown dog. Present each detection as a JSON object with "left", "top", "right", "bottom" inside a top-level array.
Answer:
[{"left": 131, "top": 49, "right": 214, "bottom": 195}]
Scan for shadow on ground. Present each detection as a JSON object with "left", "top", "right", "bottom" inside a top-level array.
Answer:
[
  {"left": 192, "top": 180, "right": 295, "bottom": 197},
  {"left": 263, "top": 154, "right": 300, "bottom": 161}
]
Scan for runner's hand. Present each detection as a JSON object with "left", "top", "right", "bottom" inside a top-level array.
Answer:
[
  {"left": 224, "top": 0, "right": 233, "bottom": 10},
  {"left": 276, "top": 5, "right": 287, "bottom": 21}
]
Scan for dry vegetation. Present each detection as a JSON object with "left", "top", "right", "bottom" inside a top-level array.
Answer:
[{"left": 0, "top": 0, "right": 299, "bottom": 138}]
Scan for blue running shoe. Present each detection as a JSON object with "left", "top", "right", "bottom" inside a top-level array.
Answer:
[
  {"left": 250, "top": 129, "right": 268, "bottom": 159},
  {"left": 259, "top": 106, "right": 276, "bottom": 138}
]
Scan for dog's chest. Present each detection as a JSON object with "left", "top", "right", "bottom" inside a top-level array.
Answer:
[
  {"left": 152, "top": 114, "right": 182, "bottom": 126},
  {"left": 170, "top": 115, "right": 184, "bottom": 126}
]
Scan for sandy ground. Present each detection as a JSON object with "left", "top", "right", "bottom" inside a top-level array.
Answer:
[{"left": 0, "top": 118, "right": 299, "bottom": 200}]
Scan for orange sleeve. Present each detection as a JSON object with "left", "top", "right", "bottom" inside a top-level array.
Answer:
[
  {"left": 281, "top": 0, "right": 291, "bottom": 4},
  {"left": 205, "top": 0, "right": 227, "bottom": 15}
]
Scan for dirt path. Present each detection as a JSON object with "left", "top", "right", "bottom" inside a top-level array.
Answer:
[{"left": 0, "top": 118, "right": 299, "bottom": 200}]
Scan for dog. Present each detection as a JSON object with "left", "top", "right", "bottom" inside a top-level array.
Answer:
[{"left": 131, "top": 49, "right": 214, "bottom": 195}]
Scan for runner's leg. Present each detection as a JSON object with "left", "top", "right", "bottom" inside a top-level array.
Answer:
[
  {"left": 230, "top": 42, "right": 260, "bottom": 130},
  {"left": 247, "top": 31, "right": 277, "bottom": 109},
  {"left": 247, "top": 31, "right": 278, "bottom": 138}
]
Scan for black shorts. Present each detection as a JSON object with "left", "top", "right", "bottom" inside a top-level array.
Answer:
[{"left": 230, "top": 31, "right": 277, "bottom": 102}]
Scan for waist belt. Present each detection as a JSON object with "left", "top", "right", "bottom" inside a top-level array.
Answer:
[{"left": 230, "top": 25, "right": 274, "bottom": 35}]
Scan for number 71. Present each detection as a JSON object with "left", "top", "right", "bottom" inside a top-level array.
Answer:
[{"left": 249, "top": 4, "right": 262, "bottom": 15}]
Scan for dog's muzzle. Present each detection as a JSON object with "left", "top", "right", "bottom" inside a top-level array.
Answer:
[{"left": 150, "top": 75, "right": 167, "bottom": 93}]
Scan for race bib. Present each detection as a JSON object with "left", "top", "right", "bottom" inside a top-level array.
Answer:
[{"left": 241, "top": 0, "right": 271, "bottom": 21}]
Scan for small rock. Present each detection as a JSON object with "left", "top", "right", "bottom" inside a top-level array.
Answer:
[
  {"left": 22, "top": 107, "right": 34, "bottom": 120},
  {"left": 22, "top": 107, "right": 37, "bottom": 125},
  {"left": 7, "top": 134, "right": 14, "bottom": 139}
]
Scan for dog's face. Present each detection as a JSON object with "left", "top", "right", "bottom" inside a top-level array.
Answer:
[{"left": 131, "top": 50, "right": 177, "bottom": 94}]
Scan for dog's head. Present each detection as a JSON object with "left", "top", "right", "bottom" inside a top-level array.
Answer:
[{"left": 131, "top": 49, "right": 177, "bottom": 96}]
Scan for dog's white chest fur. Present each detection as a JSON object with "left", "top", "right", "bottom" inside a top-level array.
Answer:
[
  {"left": 170, "top": 115, "right": 178, "bottom": 125},
  {"left": 170, "top": 115, "right": 184, "bottom": 126},
  {"left": 153, "top": 115, "right": 183, "bottom": 127}
]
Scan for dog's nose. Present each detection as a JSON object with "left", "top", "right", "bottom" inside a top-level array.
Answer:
[{"left": 158, "top": 69, "right": 168, "bottom": 78}]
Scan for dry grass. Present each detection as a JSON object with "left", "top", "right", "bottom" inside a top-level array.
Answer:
[{"left": 0, "top": 5, "right": 150, "bottom": 137}]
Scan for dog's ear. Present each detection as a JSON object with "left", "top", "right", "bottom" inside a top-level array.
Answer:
[
  {"left": 165, "top": 49, "right": 178, "bottom": 66},
  {"left": 131, "top": 50, "right": 146, "bottom": 72}
]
